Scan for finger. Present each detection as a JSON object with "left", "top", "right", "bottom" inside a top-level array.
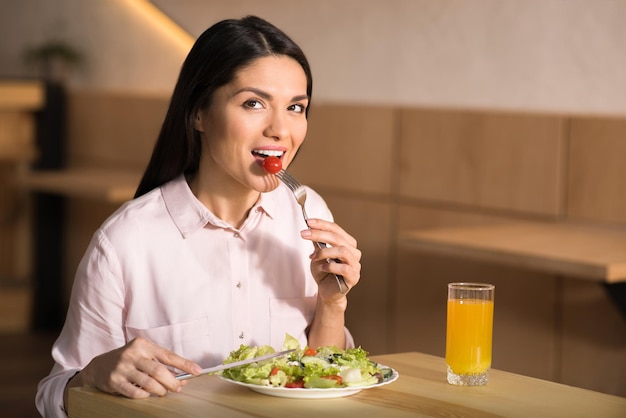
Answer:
[
  {"left": 115, "top": 379, "right": 152, "bottom": 399},
  {"left": 311, "top": 245, "right": 361, "bottom": 268},
  {"left": 318, "top": 257, "right": 360, "bottom": 283},
  {"left": 126, "top": 366, "right": 169, "bottom": 396},
  {"left": 306, "top": 219, "right": 357, "bottom": 246},
  {"left": 300, "top": 222, "right": 359, "bottom": 256},
  {"left": 302, "top": 232, "right": 360, "bottom": 260},
  {"left": 124, "top": 338, "right": 199, "bottom": 394},
  {"left": 304, "top": 228, "right": 353, "bottom": 249},
  {"left": 135, "top": 358, "right": 180, "bottom": 395},
  {"left": 311, "top": 253, "right": 360, "bottom": 287},
  {"left": 153, "top": 346, "right": 202, "bottom": 377}
]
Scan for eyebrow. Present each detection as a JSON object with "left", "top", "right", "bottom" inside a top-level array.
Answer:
[{"left": 236, "top": 87, "right": 309, "bottom": 103}]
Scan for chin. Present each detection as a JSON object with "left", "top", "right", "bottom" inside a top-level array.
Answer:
[
  {"left": 255, "top": 176, "right": 280, "bottom": 193},
  {"left": 259, "top": 183, "right": 279, "bottom": 193}
]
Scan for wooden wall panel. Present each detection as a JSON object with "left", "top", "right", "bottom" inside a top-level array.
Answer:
[
  {"left": 560, "top": 280, "right": 626, "bottom": 397},
  {"left": 567, "top": 119, "right": 626, "bottom": 226},
  {"left": 398, "top": 109, "right": 566, "bottom": 216},
  {"left": 396, "top": 202, "right": 515, "bottom": 232},
  {"left": 290, "top": 105, "right": 395, "bottom": 196},
  {"left": 67, "top": 91, "right": 168, "bottom": 170}
]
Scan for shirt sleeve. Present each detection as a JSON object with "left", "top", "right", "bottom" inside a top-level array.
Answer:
[{"left": 36, "top": 229, "right": 126, "bottom": 417}]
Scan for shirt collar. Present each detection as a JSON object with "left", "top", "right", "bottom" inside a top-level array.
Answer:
[
  {"left": 257, "top": 189, "right": 277, "bottom": 220},
  {"left": 161, "top": 174, "right": 277, "bottom": 238}
]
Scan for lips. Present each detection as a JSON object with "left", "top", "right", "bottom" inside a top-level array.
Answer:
[{"left": 252, "top": 149, "right": 284, "bottom": 158}]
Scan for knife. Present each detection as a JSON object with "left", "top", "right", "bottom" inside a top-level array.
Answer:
[{"left": 175, "top": 348, "right": 295, "bottom": 380}]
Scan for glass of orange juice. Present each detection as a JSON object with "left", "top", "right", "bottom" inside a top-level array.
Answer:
[{"left": 446, "top": 282, "right": 495, "bottom": 386}]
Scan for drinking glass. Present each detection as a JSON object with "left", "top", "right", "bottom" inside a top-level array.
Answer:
[{"left": 445, "top": 282, "right": 495, "bottom": 386}]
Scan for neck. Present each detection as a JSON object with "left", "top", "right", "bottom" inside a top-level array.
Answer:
[{"left": 188, "top": 171, "right": 260, "bottom": 229}]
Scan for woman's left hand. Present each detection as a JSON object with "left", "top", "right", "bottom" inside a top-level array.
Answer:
[{"left": 300, "top": 218, "right": 361, "bottom": 300}]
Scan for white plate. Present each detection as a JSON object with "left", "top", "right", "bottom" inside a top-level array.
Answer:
[{"left": 219, "top": 366, "right": 399, "bottom": 399}]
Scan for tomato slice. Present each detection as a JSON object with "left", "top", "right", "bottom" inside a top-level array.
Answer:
[
  {"left": 303, "top": 348, "right": 317, "bottom": 357},
  {"left": 285, "top": 380, "right": 305, "bottom": 388},
  {"left": 262, "top": 156, "right": 282, "bottom": 174},
  {"left": 270, "top": 367, "right": 281, "bottom": 376},
  {"left": 322, "top": 375, "right": 343, "bottom": 385}
]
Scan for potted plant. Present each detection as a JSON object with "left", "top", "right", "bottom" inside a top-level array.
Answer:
[{"left": 23, "top": 39, "right": 83, "bottom": 84}]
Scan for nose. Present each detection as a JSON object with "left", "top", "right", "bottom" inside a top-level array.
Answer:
[{"left": 264, "top": 110, "right": 289, "bottom": 140}]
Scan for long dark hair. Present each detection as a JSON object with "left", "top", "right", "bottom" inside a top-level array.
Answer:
[{"left": 134, "top": 16, "right": 313, "bottom": 198}]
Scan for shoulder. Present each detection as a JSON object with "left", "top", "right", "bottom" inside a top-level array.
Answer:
[
  {"left": 95, "top": 185, "right": 169, "bottom": 247},
  {"left": 103, "top": 188, "right": 163, "bottom": 228}
]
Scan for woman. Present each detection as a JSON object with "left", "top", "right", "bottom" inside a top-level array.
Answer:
[{"left": 36, "top": 15, "right": 361, "bottom": 418}]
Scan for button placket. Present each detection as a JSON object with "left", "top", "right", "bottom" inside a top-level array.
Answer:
[{"left": 228, "top": 226, "right": 250, "bottom": 347}]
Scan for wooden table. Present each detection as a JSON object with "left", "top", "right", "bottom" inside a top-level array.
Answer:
[
  {"left": 400, "top": 222, "right": 626, "bottom": 283},
  {"left": 67, "top": 352, "right": 626, "bottom": 418}
]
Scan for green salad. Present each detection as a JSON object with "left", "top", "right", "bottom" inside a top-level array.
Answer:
[{"left": 219, "top": 334, "right": 394, "bottom": 389}]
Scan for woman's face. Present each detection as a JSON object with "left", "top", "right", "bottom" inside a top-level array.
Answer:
[{"left": 194, "top": 55, "right": 309, "bottom": 193}]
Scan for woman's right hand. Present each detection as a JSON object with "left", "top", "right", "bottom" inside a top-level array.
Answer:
[{"left": 64, "top": 337, "right": 202, "bottom": 406}]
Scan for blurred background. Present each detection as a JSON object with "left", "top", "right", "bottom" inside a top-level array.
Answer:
[{"left": 1, "top": 1, "right": 625, "bottom": 416}]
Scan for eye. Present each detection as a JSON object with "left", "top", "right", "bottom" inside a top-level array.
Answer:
[
  {"left": 289, "top": 103, "right": 306, "bottom": 113},
  {"left": 243, "top": 99, "right": 264, "bottom": 109}
]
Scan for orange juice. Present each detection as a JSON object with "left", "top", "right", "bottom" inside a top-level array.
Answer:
[{"left": 445, "top": 298, "right": 494, "bottom": 375}]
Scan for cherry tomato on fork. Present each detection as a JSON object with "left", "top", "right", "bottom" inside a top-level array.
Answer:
[{"left": 262, "top": 156, "right": 282, "bottom": 174}]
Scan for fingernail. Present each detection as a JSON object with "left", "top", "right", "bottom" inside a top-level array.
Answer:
[
  {"left": 193, "top": 364, "right": 202, "bottom": 374},
  {"left": 301, "top": 230, "right": 312, "bottom": 238}
]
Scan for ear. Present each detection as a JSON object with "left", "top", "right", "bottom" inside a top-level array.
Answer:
[{"left": 193, "top": 111, "right": 205, "bottom": 132}]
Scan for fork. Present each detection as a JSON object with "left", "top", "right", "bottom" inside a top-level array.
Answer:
[{"left": 275, "top": 169, "right": 349, "bottom": 294}]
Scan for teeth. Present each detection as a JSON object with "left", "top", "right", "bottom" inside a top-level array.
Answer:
[{"left": 254, "top": 150, "right": 283, "bottom": 157}]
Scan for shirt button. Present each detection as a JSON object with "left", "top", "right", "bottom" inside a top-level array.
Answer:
[
  {"left": 233, "top": 232, "right": 240, "bottom": 238},
  {"left": 239, "top": 332, "right": 244, "bottom": 339},
  {"left": 236, "top": 282, "right": 242, "bottom": 288}
]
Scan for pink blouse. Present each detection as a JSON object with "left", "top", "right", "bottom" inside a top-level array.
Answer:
[{"left": 36, "top": 175, "right": 354, "bottom": 417}]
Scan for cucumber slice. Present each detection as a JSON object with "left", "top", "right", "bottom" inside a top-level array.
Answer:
[
  {"left": 300, "top": 356, "right": 331, "bottom": 368},
  {"left": 304, "top": 376, "right": 341, "bottom": 388}
]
